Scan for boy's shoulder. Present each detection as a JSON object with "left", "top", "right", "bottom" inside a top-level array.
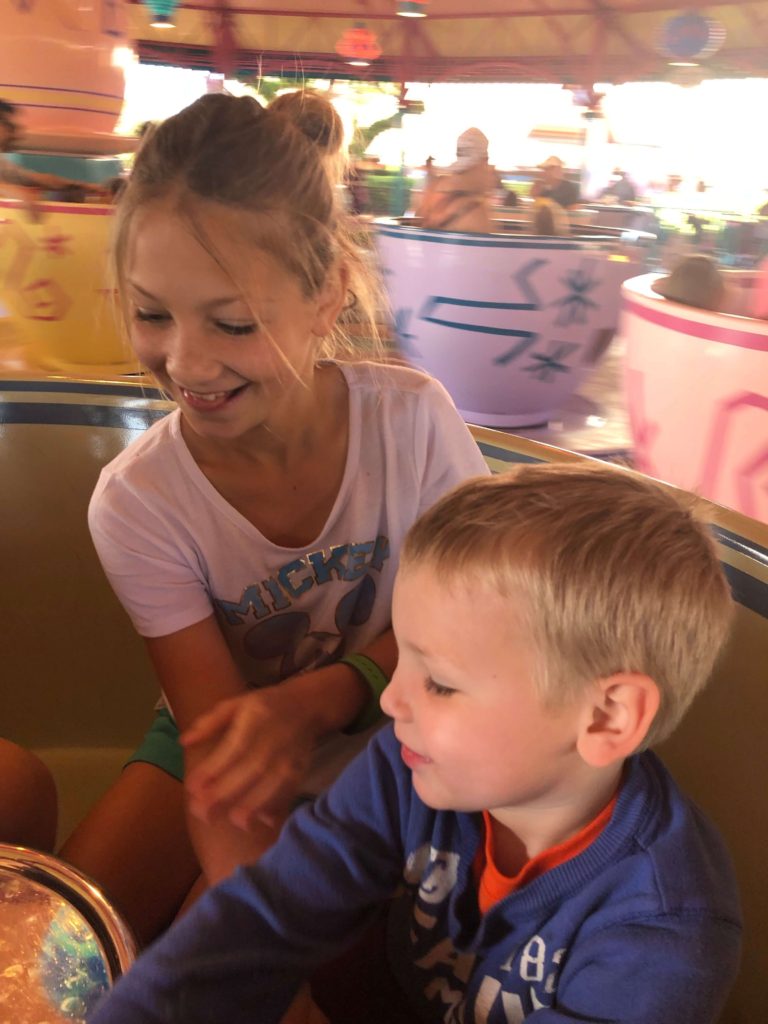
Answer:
[
  {"left": 345, "top": 739, "right": 740, "bottom": 930},
  {"left": 594, "top": 751, "right": 740, "bottom": 926}
]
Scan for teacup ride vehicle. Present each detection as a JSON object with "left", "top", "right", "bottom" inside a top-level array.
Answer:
[
  {"left": 620, "top": 271, "right": 768, "bottom": 522},
  {"left": 496, "top": 196, "right": 659, "bottom": 237},
  {"left": 1, "top": 375, "right": 765, "bottom": 1023},
  {"left": 0, "top": 198, "right": 139, "bottom": 377},
  {"left": 571, "top": 202, "right": 658, "bottom": 233},
  {"left": 0, "top": 844, "right": 136, "bottom": 1022},
  {"left": 374, "top": 216, "right": 654, "bottom": 429},
  {"left": 0, "top": 4, "right": 142, "bottom": 1015},
  {"left": 0, "top": 0, "right": 138, "bottom": 378}
]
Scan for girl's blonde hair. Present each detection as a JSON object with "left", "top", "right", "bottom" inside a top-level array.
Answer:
[
  {"left": 402, "top": 463, "right": 734, "bottom": 748},
  {"left": 112, "top": 89, "right": 383, "bottom": 359}
]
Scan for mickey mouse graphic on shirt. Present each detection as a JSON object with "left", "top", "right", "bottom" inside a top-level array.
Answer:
[{"left": 214, "top": 535, "right": 390, "bottom": 686}]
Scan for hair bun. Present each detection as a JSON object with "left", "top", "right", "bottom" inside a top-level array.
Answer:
[
  {"left": 161, "top": 93, "right": 265, "bottom": 160},
  {"left": 268, "top": 90, "right": 343, "bottom": 155},
  {"left": 201, "top": 92, "right": 265, "bottom": 127}
]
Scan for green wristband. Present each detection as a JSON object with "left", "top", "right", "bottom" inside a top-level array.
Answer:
[{"left": 340, "top": 653, "right": 389, "bottom": 734}]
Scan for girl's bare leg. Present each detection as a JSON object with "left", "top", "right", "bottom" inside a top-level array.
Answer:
[
  {"left": 0, "top": 740, "right": 57, "bottom": 852},
  {"left": 58, "top": 762, "right": 200, "bottom": 947}
]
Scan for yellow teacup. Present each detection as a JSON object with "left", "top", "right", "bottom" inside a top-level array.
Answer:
[{"left": 0, "top": 199, "right": 138, "bottom": 375}]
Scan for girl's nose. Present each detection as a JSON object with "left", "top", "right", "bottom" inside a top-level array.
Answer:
[{"left": 165, "top": 325, "right": 218, "bottom": 386}]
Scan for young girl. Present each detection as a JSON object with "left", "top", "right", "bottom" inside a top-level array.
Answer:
[{"left": 59, "top": 90, "right": 489, "bottom": 946}]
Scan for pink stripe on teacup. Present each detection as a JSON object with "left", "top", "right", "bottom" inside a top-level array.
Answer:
[
  {"left": 622, "top": 294, "right": 768, "bottom": 353},
  {"left": 0, "top": 200, "right": 113, "bottom": 216}
]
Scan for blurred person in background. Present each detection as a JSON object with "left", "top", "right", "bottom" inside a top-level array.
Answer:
[
  {"left": 651, "top": 255, "right": 731, "bottom": 313},
  {"left": 598, "top": 168, "right": 637, "bottom": 204},
  {"left": 530, "top": 155, "right": 580, "bottom": 209},
  {"left": 0, "top": 99, "right": 106, "bottom": 201},
  {"left": 531, "top": 197, "right": 570, "bottom": 236},
  {"left": 748, "top": 254, "right": 768, "bottom": 319},
  {"left": 416, "top": 128, "right": 495, "bottom": 233}
]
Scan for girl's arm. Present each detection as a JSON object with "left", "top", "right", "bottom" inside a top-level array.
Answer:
[
  {"left": 181, "top": 629, "right": 398, "bottom": 882},
  {"left": 143, "top": 616, "right": 257, "bottom": 882},
  {"left": 88, "top": 729, "right": 410, "bottom": 1024},
  {"left": 144, "top": 616, "right": 247, "bottom": 730},
  {"left": 149, "top": 617, "right": 397, "bottom": 884}
]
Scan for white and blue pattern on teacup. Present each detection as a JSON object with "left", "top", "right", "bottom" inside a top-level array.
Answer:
[{"left": 376, "top": 222, "right": 645, "bottom": 429}]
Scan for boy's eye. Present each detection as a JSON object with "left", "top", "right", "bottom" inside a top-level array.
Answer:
[
  {"left": 425, "top": 677, "right": 456, "bottom": 698},
  {"left": 216, "top": 321, "right": 256, "bottom": 336}
]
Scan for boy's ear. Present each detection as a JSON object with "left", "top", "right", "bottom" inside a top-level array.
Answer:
[
  {"left": 577, "top": 673, "right": 660, "bottom": 767},
  {"left": 311, "top": 261, "right": 350, "bottom": 337}
]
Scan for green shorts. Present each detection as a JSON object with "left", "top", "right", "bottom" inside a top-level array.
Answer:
[
  {"left": 125, "top": 707, "right": 184, "bottom": 782},
  {"left": 125, "top": 708, "right": 359, "bottom": 808}
]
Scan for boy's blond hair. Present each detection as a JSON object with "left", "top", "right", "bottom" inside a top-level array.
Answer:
[{"left": 401, "top": 463, "right": 734, "bottom": 747}]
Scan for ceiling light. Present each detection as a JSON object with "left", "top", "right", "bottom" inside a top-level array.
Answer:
[
  {"left": 397, "top": 1, "right": 428, "bottom": 17},
  {"left": 143, "top": 1, "right": 178, "bottom": 29}
]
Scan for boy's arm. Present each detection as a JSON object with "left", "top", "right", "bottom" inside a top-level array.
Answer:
[
  {"left": 89, "top": 729, "right": 412, "bottom": 1024},
  {"left": 522, "top": 914, "right": 741, "bottom": 1024}
]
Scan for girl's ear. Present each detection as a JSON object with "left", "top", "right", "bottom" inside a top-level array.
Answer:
[
  {"left": 577, "top": 673, "right": 660, "bottom": 767},
  {"left": 311, "top": 261, "right": 350, "bottom": 337}
]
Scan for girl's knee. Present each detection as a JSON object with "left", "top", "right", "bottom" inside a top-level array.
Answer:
[{"left": 0, "top": 740, "right": 58, "bottom": 850}]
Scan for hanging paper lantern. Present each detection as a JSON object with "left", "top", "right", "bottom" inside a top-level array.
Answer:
[
  {"left": 335, "top": 23, "right": 382, "bottom": 64},
  {"left": 658, "top": 12, "right": 726, "bottom": 61},
  {"left": 397, "top": 0, "right": 428, "bottom": 17},
  {"left": 143, "top": 0, "right": 179, "bottom": 28}
]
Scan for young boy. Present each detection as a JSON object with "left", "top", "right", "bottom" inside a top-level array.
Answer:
[{"left": 90, "top": 464, "right": 742, "bottom": 1024}]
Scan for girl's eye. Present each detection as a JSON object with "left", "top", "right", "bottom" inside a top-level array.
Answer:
[
  {"left": 216, "top": 321, "right": 256, "bottom": 336},
  {"left": 133, "top": 309, "right": 169, "bottom": 326},
  {"left": 425, "top": 677, "right": 456, "bottom": 698}
]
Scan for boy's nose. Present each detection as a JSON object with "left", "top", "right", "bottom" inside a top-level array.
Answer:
[{"left": 379, "top": 670, "right": 412, "bottom": 722}]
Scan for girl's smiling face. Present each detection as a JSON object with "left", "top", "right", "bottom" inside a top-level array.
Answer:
[{"left": 124, "top": 198, "right": 340, "bottom": 444}]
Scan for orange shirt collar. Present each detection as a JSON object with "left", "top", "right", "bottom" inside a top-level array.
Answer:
[{"left": 476, "top": 793, "right": 619, "bottom": 915}]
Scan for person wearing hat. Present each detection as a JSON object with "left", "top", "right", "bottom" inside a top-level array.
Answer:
[
  {"left": 650, "top": 255, "right": 728, "bottom": 312},
  {"left": 598, "top": 168, "right": 637, "bottom": 205},
  {"left": 416, "top": 127, "right": 495, "bottom": 233},
  {"left": 531, "top": 155, "right": 581, "bottom": 209}
]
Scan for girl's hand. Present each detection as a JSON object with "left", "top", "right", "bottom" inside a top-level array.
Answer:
[{"left": 182, "top": 683, "right": 320, "bottom": 832}]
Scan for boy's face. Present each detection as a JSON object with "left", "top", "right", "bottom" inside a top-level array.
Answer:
[{"left": 383, "top": 564, "right": 592, "bottom": 825}]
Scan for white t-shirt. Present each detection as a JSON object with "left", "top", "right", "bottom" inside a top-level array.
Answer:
[{"left": 89, "top": 361, "right": 489, "bottom": 699}]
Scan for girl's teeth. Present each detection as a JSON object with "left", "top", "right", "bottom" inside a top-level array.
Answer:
[{"left": 185, "top": 389, "right": 229, "bottom": 401}]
